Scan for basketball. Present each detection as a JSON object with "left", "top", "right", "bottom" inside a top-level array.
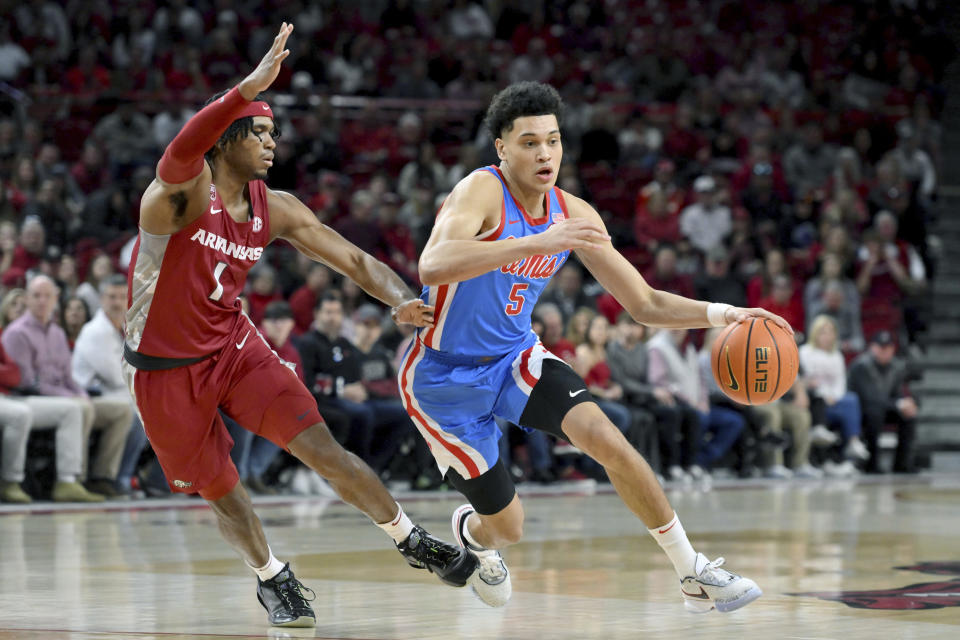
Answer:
[{"left": 710, "top": 318, "right": 799, "bottom": 405}]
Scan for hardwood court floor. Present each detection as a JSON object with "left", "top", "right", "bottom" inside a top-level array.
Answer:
[{"left": 1, "top": 474, "right": 958, "bottom": 639}]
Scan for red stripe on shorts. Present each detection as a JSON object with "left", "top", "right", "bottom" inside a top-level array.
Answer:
[
  {"left": 520, "top": 346, "right": 538, "bottom": 389},
  {"left": 400, "top": 339, "right": 481, "bottom": 478}
]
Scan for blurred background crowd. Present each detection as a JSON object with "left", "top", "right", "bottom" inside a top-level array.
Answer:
[{"left": 0, "top": 0, "right": 952, "bottom": 502}]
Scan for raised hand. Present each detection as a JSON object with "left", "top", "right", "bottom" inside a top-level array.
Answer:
[
  {"left": 238, "top": 22, "right": 294, "bottom": 100},
  {"left": 391, "top": 299, "right": 435, "bottom": 327},
  {"left": 537, "top": 218, "right": 610, "bottom": 254}
]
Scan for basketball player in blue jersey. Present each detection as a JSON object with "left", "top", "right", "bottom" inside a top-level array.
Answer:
[{"left": 399, "top": 82, "right": 793, "bottom": 613}]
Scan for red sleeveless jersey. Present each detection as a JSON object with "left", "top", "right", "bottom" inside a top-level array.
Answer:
[{"left": 126, "top": 181, "right": 271, "bottom": 359}]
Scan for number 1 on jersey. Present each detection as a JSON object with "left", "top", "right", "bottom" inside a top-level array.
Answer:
[
  {"left": 209, "top": 261, "right": 228, "bottom": 301},
  {"left": 505, "top": 283, "right": 528, "bottom": 316}
]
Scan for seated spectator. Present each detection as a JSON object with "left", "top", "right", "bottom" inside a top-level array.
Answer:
[
  {"left": 807, "top": 280, "right": 864, "bottom": 355},
  {"left": 71, "top": 274, "right": 150, "bottom": 497},
  {"left": 397, "top": 143, "right": 447, "bottom": 201},
  {"left": 694, "top": 245, "right": 747, "bottom": 308},
  {"left": 750, "top": 382, "right": 819, "bottom": 479},
  {"left": 739, "top": 162, "right": 788, "bottom": 233},
  {"left": 804, "top": 252, "right": 860, "bottom": 319},
  {"left": 565, "top": 307, "right": 595, "bottom": 349},
  {"left": 882, "top": 120, "right": 936, "bottom": 206},
  {"left": 573, "top": 314, "right": 632, "bottom": 438},
  {"left": 0, "top": 287, "right": 25, "bottom": 332},
  {"left": 376, "top": 192, "right": 419, "bottom": 284},
  {"left": 757, "top": 274, "right": 805, "bottom": 338},
  {"left": 61, "top": 296, "right": 91, "bottom": 351},
  {"left": 75, "top": 253, "right": 116, "bottom": 315},
  {"left": 3, "top": 275, "right": 132, "bottom": 498},
  {"left": 680, "top": 175, "right": 731, "bottom": 256},
  {"left": 351, "top": 304, "right": 420, "bottom": 476},
  {"left": 0, "top": 331, "right": 91, "bottom": 503},
  {"left": 855, "top": 214, "right": 926, "bottom": 340},
  {"left": 633, "top": 191, "right": 683, "bottom": 265},
  {"left": 643, "top": 244, "right": 695, "bottom": 299},
  {"left": 747, "top": 247, "right": 790, "bottom": 307},
  {"left": 606, "top": 314, "right": 684, "bottom": 477},
  {"left": 295, "top": 291, "right": 377, "bottom": 467},
  {"left": 647, "top": 328, "right": 744, "bottom": 479},
  {"left": 799, "top": 315, "right": 871, "bottom": 473},
  {"left": 245, "top": 264, "right": 282, "bottom": 326},
  {"left": 91, "top": 99, "right": 156, "bottom": 175},
  {"left": 540, "top": 262, "right": 595, "bottom": 324},
  {"left": 783, "top": 121, "right": 837, "bottom": 198},
  {"left": 289, "top": 263, "right": 332, "bottom": 335},
  {"left": 7, "top": 217, "right": 46, "bottom": 282},
  {"left": 847, "top": 331, "right": 918, "bottom": 473}
]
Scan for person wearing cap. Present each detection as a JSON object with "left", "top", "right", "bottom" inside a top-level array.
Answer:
[
  {"left": 351, "top": 303, "right": 421, "bottom": 476},
  {"left": 679, "top": 175, "right": 731, "bottom": 256},
  {"left": 846, "top": 331, "right": 917, "bottom": 473}
]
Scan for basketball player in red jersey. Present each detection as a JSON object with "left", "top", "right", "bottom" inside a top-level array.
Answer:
[{"left": 122, "top": 23, "right": 476, "bottom": 628}]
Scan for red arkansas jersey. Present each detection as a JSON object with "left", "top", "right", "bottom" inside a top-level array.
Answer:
[{"left": 125, "top": 181, "right": 270, "bottom": 359}]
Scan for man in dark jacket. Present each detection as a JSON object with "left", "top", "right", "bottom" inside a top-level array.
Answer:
[{"left": 847, "top": 331, "right": 917, "bottom": 473}]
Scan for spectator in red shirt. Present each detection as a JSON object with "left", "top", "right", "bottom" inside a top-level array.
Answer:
[
  {"left": 245, "top": 264, "right": 282, "bottom": 326},
  {"left": 377, "top": 192, "right": 418, "bottom": 284},
  {"left": 757, "top": 274, "right": 805, "bottom": 337},
  {"left": 62, "top": 46, "right": 111, "bottom": 94},
  {"left": 289, "top": 263, "right": 332, "bottom": 336},
  {"left": 69, "top": 143, "right": 110, "bottom": 196},
  {"left": 6, "top": 217, "right": 46, "bottom": 282},
  {"left": 643, "top": 244, "right": 695, "bottom": 299}
]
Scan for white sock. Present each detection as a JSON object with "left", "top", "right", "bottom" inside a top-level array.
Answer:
[
  {"left": 647, "top": 512, "right": 698, "bottom": 579},
  {"left": 248, "top": 547, "right": 286, "bottom": 581},
  {"left": 58, "top": 475, "right": 76, "bottom": 483},
  {"left": 376, "top": 503, "right": 415, "bottom": 544}
]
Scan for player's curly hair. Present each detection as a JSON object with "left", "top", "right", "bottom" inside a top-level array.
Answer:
[
  {"left": 202, "top": 89, "right": 282, "bottom": 164},
  {"left": 484, "top": 82, "right": 564, "bottom": 139}
]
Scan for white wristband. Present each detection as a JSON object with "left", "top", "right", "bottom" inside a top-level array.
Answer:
[{"left": 706, "top": 302, "right": 733, "bottom": 327}]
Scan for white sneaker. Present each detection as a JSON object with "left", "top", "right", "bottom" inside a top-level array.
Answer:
[
  {"left": 669, "top": 465, "right": 690, "bottom": 483},
  {"left": 289, "top": 468, "right": 313, "bottom": 496},
  {"left": 681, "top": 552, "right": 762, "bottom": 613},
  {"left": 844, "top": 437, "right": 870, "bottom": 461},
  {"left": 688, "top": 465, "right": 711, "bottom": 481},
  {"left": 794, "top": 463, "right": 824, "bottom": 479},
  {"left": 764, "top": 464, "right": 793, "bottom": 479},
  {"left": 308, "top": 472, "right": 338, "bottom": 498},
  {"left": 452, "top": 504, "right": 511, "bottom": 607},
  {"left": 823, "top": 459, "right": 858, "bottom": 478},
  {"left": 810, "top": 424, "right": 839, "bottom": 447}
]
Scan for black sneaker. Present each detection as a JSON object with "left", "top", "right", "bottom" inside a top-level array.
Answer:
[
  {"left": 256, "top": 563, "right": 316, "bottom": 627},
  {"left": 396, "top": 525, "right": 478, "bottom": 588}
]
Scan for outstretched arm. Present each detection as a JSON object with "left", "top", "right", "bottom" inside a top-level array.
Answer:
[
  {"left": 268, "top": 190, "right": 433, "bottom": 326},
  {"left": 568, "top": 192, "right": 793, "bottom": 332},
  {"left": 418, "top": 171, "right": 609, "bottom": 285},
  {"left": 139, "top": 23, "right": 295, "bottom": 235}
]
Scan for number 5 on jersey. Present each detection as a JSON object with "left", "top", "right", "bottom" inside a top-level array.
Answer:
[{"left": 505, "top": 283, "right": 528, "bottom": 316}]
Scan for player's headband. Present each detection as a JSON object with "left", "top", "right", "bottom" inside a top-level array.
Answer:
[{"left": 236, "top": 101, "right": 274, "bottom": 121}]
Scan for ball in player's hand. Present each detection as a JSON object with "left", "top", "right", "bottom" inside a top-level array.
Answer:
[{"left": 710, "top": 318, "right": 798, "bottom": 405}]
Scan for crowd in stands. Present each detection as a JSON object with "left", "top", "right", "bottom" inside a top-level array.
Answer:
[{"left": 0, "top": 0, "right": 950, "bottom": 501}]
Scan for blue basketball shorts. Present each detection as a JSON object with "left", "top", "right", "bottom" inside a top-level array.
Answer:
[{"left": 398, "top": 335, "right": 567, "bottom": 479}]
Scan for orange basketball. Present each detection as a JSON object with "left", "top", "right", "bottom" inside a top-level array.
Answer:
[{"left": 710, "top": 318, "right": 799, "bottom": 405}]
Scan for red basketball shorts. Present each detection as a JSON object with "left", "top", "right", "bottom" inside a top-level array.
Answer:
[{"left": 124, "top": 315, "right": 322, "bottom": 500}]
